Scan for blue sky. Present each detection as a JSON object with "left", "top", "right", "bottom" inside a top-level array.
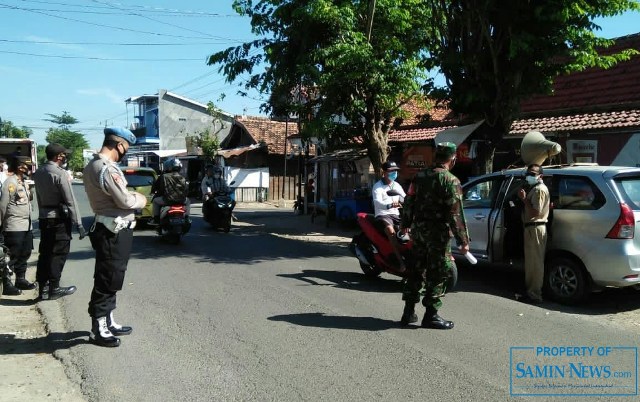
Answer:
[{"left": 0, "top": 1, "right": 639, "bottom": 150}]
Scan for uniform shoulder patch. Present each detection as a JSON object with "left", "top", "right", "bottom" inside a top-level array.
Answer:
[{"left": 7, "top": 183, "right": 16, "bottom": 194}]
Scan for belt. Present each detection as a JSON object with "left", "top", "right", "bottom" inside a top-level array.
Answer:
[{"left": 524, "top": 221, "right": 547, "bottom": 227}]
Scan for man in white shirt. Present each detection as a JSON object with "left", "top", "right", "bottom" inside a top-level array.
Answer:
[{"left": 372, "top": 160, "right": 407, "bottom": 271}]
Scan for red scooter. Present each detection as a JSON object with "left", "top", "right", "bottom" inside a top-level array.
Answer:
[{"left": 348, "top": 190, "right": 458, "bottom": 289}]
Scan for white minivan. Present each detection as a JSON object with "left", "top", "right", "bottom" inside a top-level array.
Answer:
[{"left": 457, "top": 164, "right": 640, "bottom": 304}]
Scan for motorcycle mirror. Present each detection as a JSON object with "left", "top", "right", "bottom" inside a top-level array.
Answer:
[
  {"left": 386, "top": 189, "right": 401, "bottom": 197},
  {"left": 230, "top": 180, "right": 236, "bottom": 186}
]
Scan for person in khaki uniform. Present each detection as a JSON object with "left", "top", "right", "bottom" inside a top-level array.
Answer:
[
  {"left": 0, "top": 156, "right": 36, "bottom": 295},
  {"left": 83, "top": 127, "right": 146, "bottom": 347},
  {"left": 33, "top": 143, "right": 86, "bottom": 301},
  {"left": 517, "top": 164, "right": 550, "bottom": 304}
]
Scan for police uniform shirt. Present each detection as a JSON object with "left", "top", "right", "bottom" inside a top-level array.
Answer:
[
  {"left": 33, "top": 161, "right": 82, "bottom": 224},
  {"left": 0, "top": 174, "right": 33, "bottom": 232},
  {"left": 82, "top": 153, "right": 146, "bottom": 220}
]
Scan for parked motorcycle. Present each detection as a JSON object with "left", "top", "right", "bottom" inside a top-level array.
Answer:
[
  {"left": 348, "top": 190, "right": 457, "bottom": 289},
  {"left": 157, "top": 203, "right": 191, "bottom": 244},
  {"left": 203, "top": 191, "right": 236, "bottom": 232}
]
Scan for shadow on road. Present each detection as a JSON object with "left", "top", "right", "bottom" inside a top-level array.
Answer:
[
  {"left": 0, "top": 330, "right": 90, "bottom": 355},
  {"left": 278, "top": 269, "right": 403, "bottom": 293},
  {"left": 268, "top": 312, "right": 405, "bottom": 331},
  {"left": 454, "top": 262, "right": 640, "bottom": 316}
]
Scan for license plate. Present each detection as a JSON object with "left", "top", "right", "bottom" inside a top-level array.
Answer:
[{"left": 170, "top": 218, "right": 184, "bottom": 225}]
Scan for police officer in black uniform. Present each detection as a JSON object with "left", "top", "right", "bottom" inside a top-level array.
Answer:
[
  {"left": 83, "top": 128, "right": 146, "bottom": 347},
  {"left": 33, "top": 143, "right": 86, "bottom": 300}
]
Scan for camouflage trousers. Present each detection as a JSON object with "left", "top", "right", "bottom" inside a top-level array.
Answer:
[{"left": 402, "top": 240, "right": 455, "bottom": 311}]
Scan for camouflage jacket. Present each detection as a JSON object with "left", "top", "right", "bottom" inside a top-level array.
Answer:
[{"left": 401, "top": 164, "right": 469, "bottom": 246}]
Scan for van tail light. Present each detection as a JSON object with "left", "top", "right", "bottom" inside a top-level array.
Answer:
[{"left": 606, "top": 203, "right": 635, "bottom": 239}]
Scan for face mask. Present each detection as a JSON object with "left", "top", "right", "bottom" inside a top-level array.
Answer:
[
  {"left": 116, "top": 143, "right": 127, "bottom": 162},
  {"left": 388, "top": 172, "right": 398, "bottom": 181},
  {"left": 526, "top": 175, "right": 539, "bottom": 186}
]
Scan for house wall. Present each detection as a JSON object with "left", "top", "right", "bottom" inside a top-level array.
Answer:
[{"left": 158, "top": 89, "right": 234, "bottom": 151}]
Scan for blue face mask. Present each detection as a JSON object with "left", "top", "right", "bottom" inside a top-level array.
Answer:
[{"left": 388, "top": 171, "right": 398, "bottom": 181}]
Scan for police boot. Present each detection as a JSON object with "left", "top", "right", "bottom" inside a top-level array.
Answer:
[
  {"left": 47, "top": 280, "right": 77, "bottom": 300},
  {"left": 14, "top": 272, "right": 37, "bottom": 290},
  {"left": 89, "top": 317, "right": 120, "bottom": 347},
  {"left": 2, "top": 267, "right": 22, "bottom": 296},
  {"left": 107, "top": 312, "right": 132, "bottom": 336},
  {"left": 421, "top": 309, "right": 454, "bottom": 330},
  {"left": 400, "top": 302, "right": 418, "bottom": 326}
]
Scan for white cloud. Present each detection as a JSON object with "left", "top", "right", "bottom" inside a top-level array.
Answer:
[
  {"left": 25, "top": 35, "right": 85, "bottom": 52},
  {"left": 77, "top": 88, "right": 124, "bottom": 105}
]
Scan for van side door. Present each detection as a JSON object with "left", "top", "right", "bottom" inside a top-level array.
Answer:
[{"left": 461, "top": 176, "right": 505, "bottom": 260}]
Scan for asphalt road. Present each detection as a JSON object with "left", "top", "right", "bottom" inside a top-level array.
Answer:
[{"left": 41, "top": 185, "right": 640, "bottom": 401}]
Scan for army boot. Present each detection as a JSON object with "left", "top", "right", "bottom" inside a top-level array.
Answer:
[
  {"left": 421, "top": 308, "right": 454, "bottom": 330},
  {"left": 399, "top": 302, "right": 418, "bottom": 326},
  {"left": 37, "top": 281, "right": 49, "bottom": 300},
  {"left": 47, "top": 280, "right": 77, "bottom": 300},
  {"left": 14, "top": 272, "right": 37, "bottom": 290},
  {"left": 2, "top": 267, "right": 22, "bottom": 296},
  {"left": 107, "top": 312, "right": 132, "bottom": 336},
  {"left": 89, "top": 317, "right": 121, "bottom": 347}
]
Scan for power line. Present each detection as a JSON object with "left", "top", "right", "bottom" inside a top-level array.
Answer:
[
  {"left": 0, "top": 39, "right": 238, "bottom": 46},
  {"left": 0, "top": 50, "right": 206, "bottom": 61},
  {"left": 0, "top": 3, "right": 230, "bottom": 40}
]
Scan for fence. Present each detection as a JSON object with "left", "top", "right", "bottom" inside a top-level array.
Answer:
[{"left": 268, "top": 175, "right": 299, "bottom": 201}]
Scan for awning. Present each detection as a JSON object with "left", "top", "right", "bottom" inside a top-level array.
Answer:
[
  {"left": 217, "top": 143, "right": 265, "bottom": 158},
  {"left": 308, "top": 148, "right": 368, "bottom": 163},
  {"left": 151, "top": 149, "right": 187, "bottom": 158},
  {"left": 435, "top": 120, "right": 484, "bottom": 146}
]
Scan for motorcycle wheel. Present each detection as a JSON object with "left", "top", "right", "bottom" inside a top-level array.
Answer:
[
  {"left": 355, "top": 235, "right": 382, "bottom": 278},
  {"left": 165, "top": 233, "right": 181, "bottom": 244}
]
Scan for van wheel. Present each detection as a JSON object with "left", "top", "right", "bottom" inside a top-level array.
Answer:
[{"left": 545, "top": 257, "right": 590, "bottom": 304}]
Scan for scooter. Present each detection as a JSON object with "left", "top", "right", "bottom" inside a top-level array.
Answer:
[
  {"left": 157, "top": 204, "right": 191, "bottom": 244},
  {"left": 348, "top": 191, "right": 458, "bottom": 289},
  {"left": 203, "top": 191, "right": 236, "bottom": 232}
]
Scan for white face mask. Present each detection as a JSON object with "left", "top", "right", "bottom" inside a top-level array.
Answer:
[{"left": 526, "top": 175, "right": 539, "bottom": 186}]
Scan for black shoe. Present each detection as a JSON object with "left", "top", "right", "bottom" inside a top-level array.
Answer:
[
  {"left": 421, "top": 313, "right": 454, "bottom": 330},
  {"left": 400, "top": 303, "right": 418, "bottom": 326},
  {"left": 89, "top": 317, "right": 121, "bottom": 347},
  {"left": 15, "top": 278, "right": 37, "bottom": 290},
  {"left": 107, "top": 312, "right": 132, "bottom": 336},
  {"left": 48, "top": 285, "right": 77, "bottom": 300},
  {"left": 148, "top": 217, "right": 160, "bottom": 226},
  {"left": 518, "top": 295, "right": 543, "bottom": 305},
  {"left": 2, "top": 282, "right": 22, "bottom": 296}
]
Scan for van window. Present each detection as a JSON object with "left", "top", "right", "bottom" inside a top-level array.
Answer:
[
  {"left": 463, "top": 177, "right": 502, "bottom": 209},
  {"left": 615, "top": 177, "right": 640, "bottom": 210},
  {"left": 556, "top": 177, "right": 604, "bottom": 210}
]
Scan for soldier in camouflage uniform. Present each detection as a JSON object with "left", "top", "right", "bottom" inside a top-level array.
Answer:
[{"left": 400, "top": 142, "right": 470, "bottom": 329}]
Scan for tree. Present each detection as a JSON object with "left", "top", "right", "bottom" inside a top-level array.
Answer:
[
  {"left": 208, "top": 0, "right": 434, "bottom": 175},
  {"left": 43, "top": 111, "right": 79, "bottom": 130},
  {"left": 0, "top": 118, "right": 32, "bottom": 138},
  {"left": 424, "top": 0, "right": 640, "bottom": 174},
  {"left": 44, "top": 112, "right": 89, "bottom": 172}
]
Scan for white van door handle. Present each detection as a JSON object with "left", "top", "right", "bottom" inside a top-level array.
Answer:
[{"left": 473, "top": 213, "right": 486, "bottom": 220}]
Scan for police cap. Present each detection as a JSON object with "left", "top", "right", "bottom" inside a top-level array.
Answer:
[
  {"left": 45, "top": 143, "right": 71, "bottom": 159},
  {"left": 104, "top": 127, "right": 137, "bottom": 145},
  {"left": 435, "top": 142, "right": 457, "bottom": 158}
]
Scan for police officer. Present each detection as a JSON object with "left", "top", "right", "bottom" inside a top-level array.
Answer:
[
  {"left": 83, "top": 127, "right": 146, "bottom": 347},
  {"left": 33, "top": 143, "right": 86, "bottom": 300},
  {"left": 0, "top": 156, "right": 36, "bottom": 295},
  {"left": 400, "top": 142, "right": 470, "bottom": 329}
]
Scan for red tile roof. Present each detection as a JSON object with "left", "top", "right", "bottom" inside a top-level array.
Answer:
[
  {"left": 234, "top": 116, "right": 298, "bottom": 154},
  {"left": 389, "top": 126, "right": 456, "bottom": 142},
  {"left": 511, "top": 109, "right": 640, "bottom": 134},
  {"left": 520, "top": 33, "right": 640, "bottom": 114}
]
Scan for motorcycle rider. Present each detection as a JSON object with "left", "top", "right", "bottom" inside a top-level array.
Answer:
[
  {"left": 372, "top": 160, "right": 407, "bottom": 272},
  {"left": 201, "top": 164, "right": 229, "bottom": 201},
  {"left": 151, "top": 158, "right": 190, "bottom": 224}
]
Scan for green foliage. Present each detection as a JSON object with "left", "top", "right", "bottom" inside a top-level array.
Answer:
[
  {"left": 44, "top": 111, "right": 88, "bottom": 172},
  {"left": 423, "top": 0, "right": 640, "bottom": 173},
  {"left": 43, "top": 111, "right": 79, "bottom": 130},
  {"left": 0, "top": 119, "right": 32, "bottom": 138},
  {"left": 209, "top": 0, "right": 434, "bottom": 173}
]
